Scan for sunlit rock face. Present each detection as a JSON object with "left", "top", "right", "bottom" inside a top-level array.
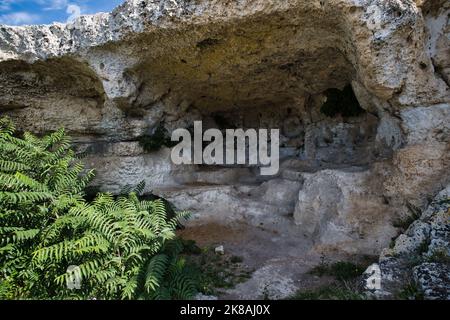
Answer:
[{"left": 0, "top": 0, "right": 449, "bottom": 255}]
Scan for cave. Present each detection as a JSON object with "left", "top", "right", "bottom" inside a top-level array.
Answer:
[{"left": 0, "top": 0, "right": 449, "bottom": 300}]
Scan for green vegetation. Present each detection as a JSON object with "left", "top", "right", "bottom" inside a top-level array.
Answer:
[
  {"left": 396, "top": 282, "right": 424, "bottom": 300},
  {"left": 309, "top": 260, "right": 367, "bottom": 281},
  {"left": 183, "top": 247, "right": 251, "bottom": 296},
  {"left": 417, "top": 239, "right": 430, "bottom": 255},
  {"left": 392, "top": 215, "right": 419, "bottom": 230},
  {"left": 405, "top": 255, "right": 425, "bottom": 269},
  {"left": 320, "top": 85, "right": 365, "bottom": 118},
  {"left": 389, "top": 238, "right": 396, "bottom": 249},
  {"left": 426, "top": 249, "right": 450, "bottom": 264},
  {"left": 230, "top": 256, "right": 244, "bottom": 264},
  {"left": 438, "top": 197, "right": 450, "bottom": 205},
  {"left": 290, "top": 257, "right": 374, "bottom": 300},
  {"left": 393, "top": 202, "right": 421, "bottom": 231},
  {"left": 0, "top": 117, "right": 195, "bottom": 300},
  {"left": 289, "top": 283, "right": 364, "bottom": 300},
  {"left": 404, "top": 245, "right": 449, "bottom": 268},
  {"left": 180, "top": 239, "right": 202, "bottom": 255}
]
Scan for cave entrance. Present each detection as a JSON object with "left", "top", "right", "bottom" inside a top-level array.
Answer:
[
  {"left": 172, "top": 84, "right": 382, "bottom": 188},
  {"left": 153, "top": 83, "right": 387, "bottom": 300}
]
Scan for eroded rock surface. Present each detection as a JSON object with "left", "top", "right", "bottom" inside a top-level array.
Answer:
[
  {"left": 363, "top": 184, "right": 450, "bottom": 300},
  {"left": 0, "top": 0, "right": 449, "bottom": 291}
]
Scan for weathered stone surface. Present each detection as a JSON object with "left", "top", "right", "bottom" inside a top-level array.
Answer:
[
  {"left": 84, "top": 147, "right": 196, "bottom": 194},
  {"left": 1, "top": 0, "right": 449, "bottom": 112},
  {"left": 293, "top": 167, "right": 398, "bottom": 255},
  {"left": 154, "top": 178, "right": 300, "bottom": 226},
  {"left": 422, "top": 0, "right": 450, "bottom": 87},
  {"left": 0, "top": 0, "right": 449, "bottom": 265},
  {"left": 225, "top": 261, "right": 299, "bottom": 300},
  {"left": 363, "top": 184, "right": 450, "bottom": 299},
  {"left": 382, "top": 103, "right": 450, "bottom": 209},
  {"left": 414, "top": 263, "right": 450, "bottom": 300}
]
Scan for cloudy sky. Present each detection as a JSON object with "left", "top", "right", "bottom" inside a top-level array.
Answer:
[{"left": 0, "top": 0, "right": 125, "bottom": 25}]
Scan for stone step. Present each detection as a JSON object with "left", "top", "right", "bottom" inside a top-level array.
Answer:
[{"left": 153, "top": 182, "right": 296, "bottom": 225}]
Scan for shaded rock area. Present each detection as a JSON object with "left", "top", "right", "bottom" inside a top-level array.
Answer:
[{"left": 0, "top": 0, "right": 449, "bottom": 299}]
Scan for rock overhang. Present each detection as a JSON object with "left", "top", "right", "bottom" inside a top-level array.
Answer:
[
  {"left": 0, "top": 0, "right": 449, "bottom": 258},
  {"left": 2, "top": 0, "right": 447, "bottom": 114}
]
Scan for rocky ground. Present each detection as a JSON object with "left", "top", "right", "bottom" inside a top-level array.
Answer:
[
  {"left": 183, "top": 183, "right": 450, "bottom": 300},
  {"left": 363, "top": 184, "right": 450, "bottom": 300}
]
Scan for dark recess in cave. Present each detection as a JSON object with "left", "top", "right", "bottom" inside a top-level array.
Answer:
[
  {"left": 138, "top": 124, "right": 176, "bottom": 152},
  {"left": 320, "top": 85, "right": 365, "bottom": 118}
]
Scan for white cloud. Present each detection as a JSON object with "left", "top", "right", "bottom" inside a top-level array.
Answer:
[
  {"left": 0, "top": 1, "right": 71, "bottom": 13},
  {"left": 0, "top": 11, "right": 40, "bottom": 25},
  {"left": 36, "top": 1, "right": 83, "bottom": 23},
  {"left": 37, "top": 0, "right": 68, "bottom": 11},
  {"left": 0, "top": 0, "right": 85, "bottom": 25},
  {"left": 66, "top": 3, "right": 80, "bottom": 22},
  {"left": 0, "top": 0, "right": 18, "bottom": 12}
]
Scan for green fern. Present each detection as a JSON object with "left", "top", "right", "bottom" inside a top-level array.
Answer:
[{"left": 0, "top": 117, "right": 196, "bottom": 300}]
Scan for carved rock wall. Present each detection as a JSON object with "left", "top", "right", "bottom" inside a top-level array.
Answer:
[{"left": 0, "top": 0, "right": 449, "bottom": 255}]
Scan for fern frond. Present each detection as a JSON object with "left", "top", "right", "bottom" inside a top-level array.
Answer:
[
  {"left": 144, "top": 254, "right": 169, "bottom": 293},
  {"left": 0, "top": 160, "right": 30, "bottom": 173},
  {"left": 0, "top": 191, "right": 53, "bottom": 204}
]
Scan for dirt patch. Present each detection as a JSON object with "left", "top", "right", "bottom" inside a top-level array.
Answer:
[
  {"left": 177, "top": 219, "right": 327, "bottom": 299},
  {"left": 177, "top": 222, "right": 250, "bottom": 247}
]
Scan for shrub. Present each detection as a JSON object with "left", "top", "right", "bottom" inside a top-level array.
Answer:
[
  {"left": 33, "top": 193, "right": 194, "bottom": 300},
  {"left": 0, "top": 117, "right": 94, "bottom": 298},
  {"left": 426, "top": 249, "right": 450, "bottom": 264},
  {"left": 184, "top": 247, "right": 252, "bottom": 296},
  {"left": 309, "top": 260, "right": 366, "bottom": 281},
  {"left": 396, "top": 282, "right": 424, "bottom": 300},
  {"left": 0, "top": 117, "right": 195, "bottom": 300}
]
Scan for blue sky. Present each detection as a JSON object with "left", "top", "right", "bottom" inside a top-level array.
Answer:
[{"left": 0, "top": 0, "right": 125, "bottom": 25}]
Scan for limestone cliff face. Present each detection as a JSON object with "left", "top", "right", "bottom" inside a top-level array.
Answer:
[
  {"left": 363, "top": 183, "right": 450, "bottom": 300},
  {"left": 0, "top": 0, "right": 449, "bottom": 255}
]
